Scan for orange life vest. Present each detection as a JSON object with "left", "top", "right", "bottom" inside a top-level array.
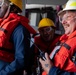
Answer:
[
  {"left": 50, "top": 31, "right": 76, "bottom": 72},
  {"left": 0, "top": 13, "right": 37, "bottom": 62},
  {"left": 42, "top": 32, "right": 76, "bottom": 75}
]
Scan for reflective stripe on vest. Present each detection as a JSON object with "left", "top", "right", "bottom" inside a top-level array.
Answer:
[{"left": 50, "top": 42, "right": 71, "bottom": 60}]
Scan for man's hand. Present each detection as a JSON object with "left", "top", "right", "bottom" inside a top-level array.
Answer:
[{"left": 39, "top": 53, "right": 53, "bottom": 74}]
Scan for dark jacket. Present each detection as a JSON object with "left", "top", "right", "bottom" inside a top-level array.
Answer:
[{"left": 49, "top": 66, "right": 76, "bottom": 75}]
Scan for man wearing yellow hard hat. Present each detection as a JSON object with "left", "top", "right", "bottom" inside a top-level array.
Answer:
[
  {"left": 37, "top": 18, "right": 57, "bottom": 42},
  {"left": 0, "top": 0, "right": 37, "bottom": 75},
  {"left": 35, "top": 18, "right": 60, "bottom": 46},
  {"left": 34, "top": 18, "right": 60, "bottom": 75},
  {"left": 39, "top": 0, "right": 76, "bottom": 75}
]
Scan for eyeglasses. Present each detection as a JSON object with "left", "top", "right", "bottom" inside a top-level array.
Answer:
[
  {"left": 0, "top": 0, "right": 4, "bottom": 7},
  {"left": 59, "top": 15, "right": 76, "bottom": 23},
  {"left": 39, "top": 27, "right": 53, "bottom": 33},
  {"left": 59, "top": 11, "right": 76, "bottom": 23}
]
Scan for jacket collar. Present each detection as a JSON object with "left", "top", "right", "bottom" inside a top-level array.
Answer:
[{"left": 60, "top": 30, "right": 76, "bottom": 41}]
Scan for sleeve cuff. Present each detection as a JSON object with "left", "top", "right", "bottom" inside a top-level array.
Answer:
[{"left": 48, "top": 66, "right": 57, "bottom": 75}]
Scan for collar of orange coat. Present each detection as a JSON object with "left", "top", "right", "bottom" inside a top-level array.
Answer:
[
  {"left": 0, "top": 13, "right": 37, "bottom": 34},
  {"left": 60, "top": 30, "right": 76, "bottom": 42}
]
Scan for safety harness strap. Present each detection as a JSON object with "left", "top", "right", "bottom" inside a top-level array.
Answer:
[
  {"left": 0, "top": 47, "right": 14, "bottom": 53},
  {"left": 0, "top": 27, "right": 7, "bottom": 33}
]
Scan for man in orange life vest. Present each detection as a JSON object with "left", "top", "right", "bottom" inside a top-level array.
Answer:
[
  {"left": 34, "top": 18, "right": 60, "bottom": 75},
  {"left": 39, "top": 0, "right": 76, "bottom": 75},
  {"left": 0, "top": 0, "right": 37, "bottom": 75}
]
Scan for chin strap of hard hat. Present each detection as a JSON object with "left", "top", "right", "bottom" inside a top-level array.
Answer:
[
  {"left": 3, "top": 3, "right": 12, "bottom": 19},
  {"left": 0, "top": 0, "right": 4, "bottom": 7},
  {"left": 3, "top": 2, "right": 21, "bottom": 19}
]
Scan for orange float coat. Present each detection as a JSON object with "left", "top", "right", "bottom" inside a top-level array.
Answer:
[
  {"left": 50, "top": 30, "right": 76, "bottom": 72},
  {"left": 0, "top": 13, "right": 37, "bottom": 62}
]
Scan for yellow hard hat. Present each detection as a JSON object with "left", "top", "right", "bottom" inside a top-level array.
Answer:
[
  {"left": 38, "top": 18, "right": 55, "bottom": 29},
  {"left": 58, "top": 0, "right": 76, "bottom": 16},
  {"left": 9, "top": 0, "right": 22, "bottom": 11}
]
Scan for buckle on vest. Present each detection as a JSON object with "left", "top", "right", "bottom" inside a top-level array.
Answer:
[{"left": 72, "top": 56, "right": 76, "bottom": 62}]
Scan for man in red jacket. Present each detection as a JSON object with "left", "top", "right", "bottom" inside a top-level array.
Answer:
[
  {"left": 34, "top": 18, "right": 60, "bottom": 75},
  {"left": 34, "top": 18, "right": 60, "bottom": 54}
]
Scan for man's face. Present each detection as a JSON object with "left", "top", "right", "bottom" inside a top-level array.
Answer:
[
  {"left": 60, "top": 11, "right": 76, "bottom": 36},
  {"left": 39, "top": 26, "right": 55, "bottom": 42},
  {"left": 0, "top": 0, "right": 9, "bottom": 18}
]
